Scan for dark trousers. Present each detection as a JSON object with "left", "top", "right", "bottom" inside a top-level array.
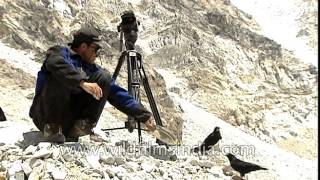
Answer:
[{"left": 30, "top": 70, "right": 112, "bottom": 135}]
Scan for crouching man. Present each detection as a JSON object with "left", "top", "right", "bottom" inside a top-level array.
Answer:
[{"left": 29, "top": 25, "right": 155, "bottom": 143}]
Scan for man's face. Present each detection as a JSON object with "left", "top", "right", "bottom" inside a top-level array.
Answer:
[{"left": 80, "top": 42, "right": 100, "bottom": 64}]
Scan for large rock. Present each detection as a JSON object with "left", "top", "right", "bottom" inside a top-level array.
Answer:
[{"left": 22, "top": 131, "right": 45, "bottom": 147}]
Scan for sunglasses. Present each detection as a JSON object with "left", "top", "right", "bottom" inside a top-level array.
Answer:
[{"left": 88, "top": 43, "right": 101, "bottom": 56}]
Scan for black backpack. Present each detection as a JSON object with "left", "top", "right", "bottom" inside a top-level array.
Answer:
[{"left": 0, "top": 107, "right": 6, "bottom": 121}]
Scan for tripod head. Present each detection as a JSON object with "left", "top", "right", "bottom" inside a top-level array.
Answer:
[{"left": 117, "top": 10, "right": 140, "bottom": 51}]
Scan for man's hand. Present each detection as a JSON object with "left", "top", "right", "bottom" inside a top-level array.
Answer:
[
  {"left": 144, "top": 116, "right": 156, "bottom": 132},
  {"left": 80, "top": 81, "right": 103, "bottom": 100}
]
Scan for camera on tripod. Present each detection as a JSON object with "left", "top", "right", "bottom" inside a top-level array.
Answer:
[
  {"left": 117, "top": 10, "right": 140, "bottom": 50},
  {"left": 103, "top": 10, "right": 172, "bottom": 146}
]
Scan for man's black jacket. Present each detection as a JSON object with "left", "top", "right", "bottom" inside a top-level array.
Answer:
[{"left": 31, "top": 46, "right": 151, "bottom": 123}]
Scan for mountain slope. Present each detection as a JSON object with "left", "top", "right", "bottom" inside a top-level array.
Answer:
[{"left": 0, "top": 0, "right": 317, "bottom": 179}]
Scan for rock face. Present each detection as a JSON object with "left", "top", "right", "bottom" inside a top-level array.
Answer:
[{"left": 0, "top": 0, "right": 318, "bottom": 179}]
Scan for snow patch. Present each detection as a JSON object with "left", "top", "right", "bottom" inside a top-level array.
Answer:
[{"left": 0, "top": 121, "right": 34, "bottom": 144}]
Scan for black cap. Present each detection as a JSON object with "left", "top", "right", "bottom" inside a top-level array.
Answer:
[{"left": 69, "top": 25, "right": 102, "bottom": 48}]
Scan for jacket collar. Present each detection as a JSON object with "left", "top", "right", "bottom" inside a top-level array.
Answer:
[{"left": 68, "top": 47, "right": 78, "bottom": 56}]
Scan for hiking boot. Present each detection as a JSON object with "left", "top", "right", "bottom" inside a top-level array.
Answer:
[
  {"left": 68, "top": 119, "right": 94, "bottom": 137},
  {"left": 43, "top": 123, "right": 65, "bottom": 143},
  {"left": 68, "top": 119, "right": 106, "bottom": 142}
]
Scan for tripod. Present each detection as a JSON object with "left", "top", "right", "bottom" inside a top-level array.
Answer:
[{"left": 102, "top": 31, "right": 165, "bottom": 145}]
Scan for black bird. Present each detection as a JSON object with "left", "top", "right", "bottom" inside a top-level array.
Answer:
[
  {"left": 0, "top": 107, "right": 6, "bottom": 121},
  {"left": 193, "top": 126, "right": 222, "bottom": 154},
  {"left": 226, "top": 153, "right": 268, "bottom": 179}
]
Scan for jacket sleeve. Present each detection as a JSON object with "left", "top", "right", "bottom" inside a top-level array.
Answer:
[
  {"left": 107, "top": 80, "right": 152, "bottom": 123},
  {"left": 45, "top": 46, "right": 88, "bottom": 89}
]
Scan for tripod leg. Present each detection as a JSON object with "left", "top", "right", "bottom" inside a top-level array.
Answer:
[
  {"left": 112, "top": 51, "right": 127, "bottom": 80},
  {"left": 130, "top": 53, "right": 143, "bottom": 143},
  {"left": 138, "top": 58, "right": 169, "bottom": 148},
  {"left": 138, "top": 63, "right": 163, "bottom": 126},
  {"left": 137, "top": 119, "right": 142, "bottom": 143},
  {"left": 126, "top": 53, "right": 136, "bottom": 133},
  {"left": 119, "top": 32, "right": 123, "bottom": 52},
  {"left": 126, "top": 51, "right": 144, "bottom": 144}
]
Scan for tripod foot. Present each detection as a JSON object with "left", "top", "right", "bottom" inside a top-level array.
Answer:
[{"left": 125, "top": 121, "right": 136, "bottom": 133}]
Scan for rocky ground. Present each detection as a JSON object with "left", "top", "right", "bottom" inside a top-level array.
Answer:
[
  {"left": 0, "top": 130, "right": 230, "bottom": 180},
  {"left": 0, "top": 0, "right": 318, "bottom": 179}
]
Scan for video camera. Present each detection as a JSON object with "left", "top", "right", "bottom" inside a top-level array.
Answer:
[{"left": 117, "top": 10, "right": 140, "bottom": 50}]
